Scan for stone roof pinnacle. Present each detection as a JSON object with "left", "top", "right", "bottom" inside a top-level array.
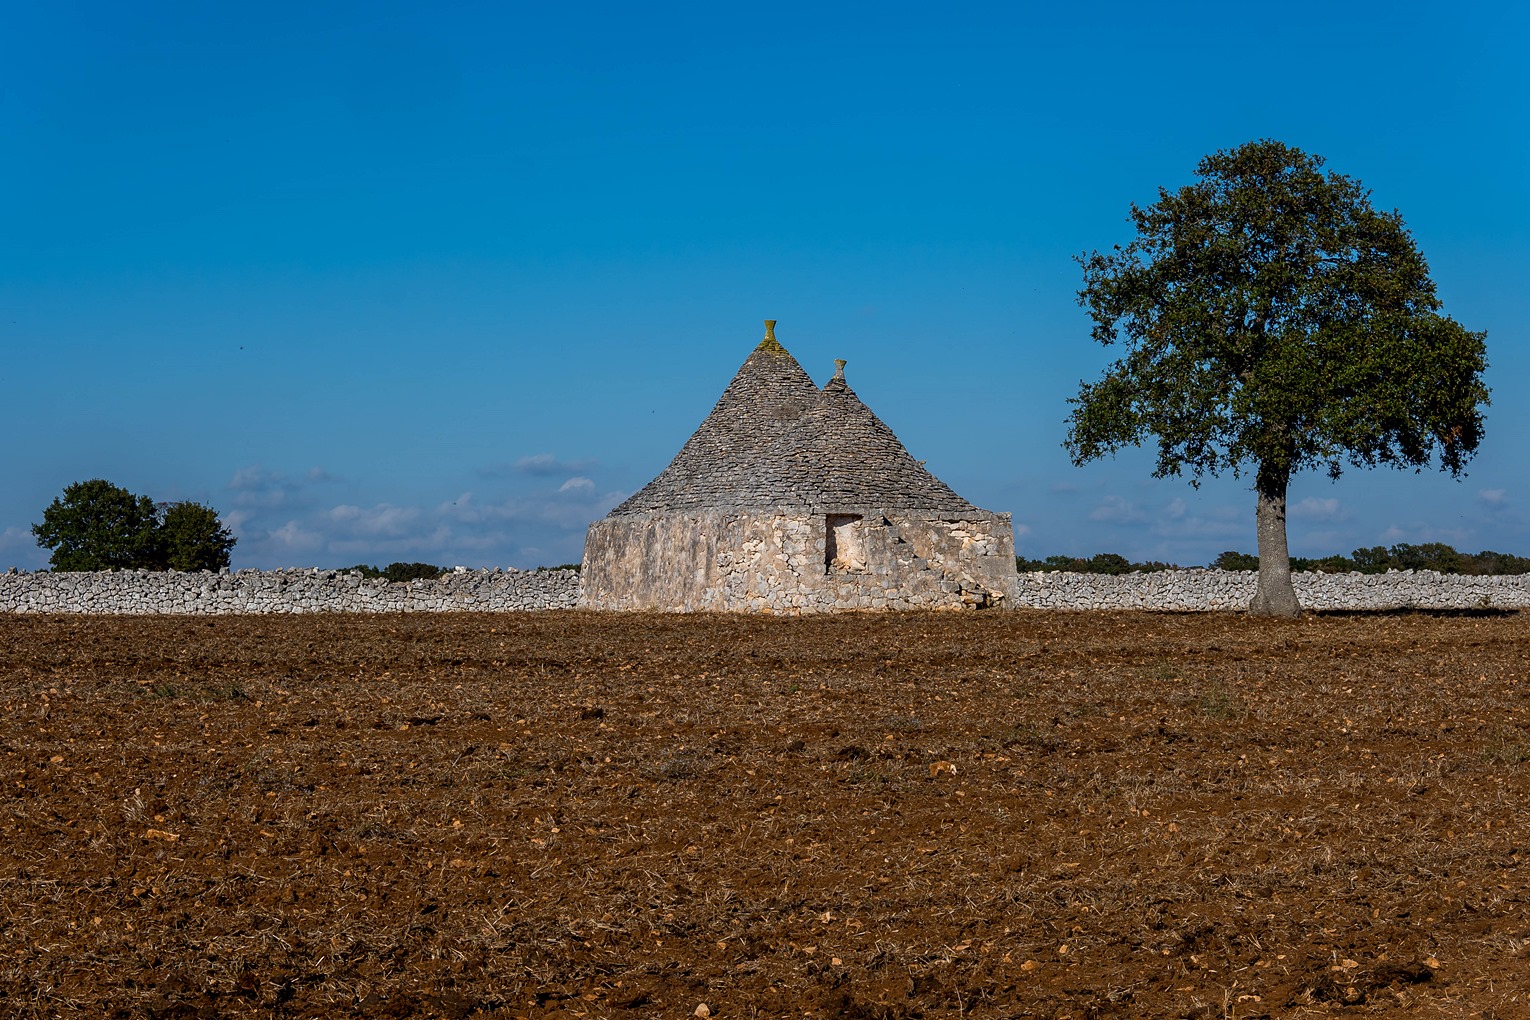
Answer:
[{"left": 755, "top": 318, "right": 787, "bottom": 355}]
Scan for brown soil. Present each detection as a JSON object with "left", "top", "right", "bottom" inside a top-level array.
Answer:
[{"left": 3, "top": 610, "right": 1529, "bottom": 1019}]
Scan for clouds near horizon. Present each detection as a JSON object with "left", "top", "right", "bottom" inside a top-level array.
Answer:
[
  {"left": 478, "top": 455, "right": 601, "bottom": 479},
  {"left": 220, "top": 456, "right": 621, "bottom": 568}
]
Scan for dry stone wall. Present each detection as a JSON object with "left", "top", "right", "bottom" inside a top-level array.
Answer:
[
  {"left": 1014, "top": 569, "right": 1530, "bottom": 611},
  {"left": 3, "top": 565, "right": 1526, "bottom": 614},
  {"left": 0, "top": 567, "right": 580, "bottom": 614}
]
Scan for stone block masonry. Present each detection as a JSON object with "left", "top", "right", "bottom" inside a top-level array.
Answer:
[
  {"left": 0, "top": 567, "right": 580, "bottom": 614},
  {"left": 4, "top": 564, "right": 1527, "bottom": 613},
  {"left": 582, "top": 510, "right": 1018, "bottom": 612}
]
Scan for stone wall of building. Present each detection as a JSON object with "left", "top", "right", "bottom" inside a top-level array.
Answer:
[
  {"left": 0, "top": 567, "right": 580, "bottom": 614},
  {"left": 581, "top": 509, "right": 1019, "bottom": 612},
  {"left": 1013, "top": 569, "right": 1530, "bottom": 611}
]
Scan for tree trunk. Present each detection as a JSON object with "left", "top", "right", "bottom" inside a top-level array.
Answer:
[{"left": 1249, "top": 461, "right": 1301, "bottom": 617}]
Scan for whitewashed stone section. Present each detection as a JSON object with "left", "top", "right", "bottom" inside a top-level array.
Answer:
[
  {"left": 0, "top": 567, "right": 580, "bottom": 614},
  {"left": 1013, "top": 569, "right": 1530, "bottom": 611},
  {"left": 581, "top": 510, "right": 1019, "bottom": 612}
]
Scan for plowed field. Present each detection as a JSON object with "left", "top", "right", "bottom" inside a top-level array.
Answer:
[{"left": 3, "top": 611, "right": 1529, "bottom": 1018}]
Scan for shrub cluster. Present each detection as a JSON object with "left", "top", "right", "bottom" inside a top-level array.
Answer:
[{"left": 340, "top": 562, "right": 448, "bottom": 583}]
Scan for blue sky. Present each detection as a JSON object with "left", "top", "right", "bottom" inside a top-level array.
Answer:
[{"left": 4, "top": 1, "right": 1526, "bottom": 570}]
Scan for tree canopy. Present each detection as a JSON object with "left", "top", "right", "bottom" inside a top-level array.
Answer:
[
  {"left": 1067, "top": 139, "right": 1488, "bottom": 615},
  {"left": 31, "top": 480, "right": 161, "bottom": 571},
  {"left": 31, "top": 480, "right": 236, "bottom": 572},
  {"left": 158, "top": 500, "right": 237, "bottom": 572}
]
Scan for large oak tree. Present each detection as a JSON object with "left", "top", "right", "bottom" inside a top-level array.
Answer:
[{"left": 1067, "top": 140, "right": 1488, "bottom": 616}]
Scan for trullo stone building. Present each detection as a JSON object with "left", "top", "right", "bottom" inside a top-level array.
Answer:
[{"left": 580, "top": 321, "right": 1018, "bottom": 612}]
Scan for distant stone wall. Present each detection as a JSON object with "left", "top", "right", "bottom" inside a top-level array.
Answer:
[
  {"left": 0, "top": 567, "right": 580, "bottom": 614},
  {"left": 4, "top": 564, "right": 1525, "bottom": 614},
  {"left": 1014, "top": 569, "right": 1530, "bottom": 611},
  {"left": 581, "top": 509, "right": 1019, "bottom": 612}
]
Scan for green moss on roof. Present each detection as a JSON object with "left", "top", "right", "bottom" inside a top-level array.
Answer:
[
  {"left": 754, "top": 335, "right": 788, "bottom": 354},
  {"left": 754, "top": 318, "right": 788, "bottom": 355}
]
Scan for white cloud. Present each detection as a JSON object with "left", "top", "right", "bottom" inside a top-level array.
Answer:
[
  {"left": 1479, "top": 489, "right": 1508, "bottom": 508},
  {"left": 229, "top": 465, "right": 284, "bottom": 491},
  {"left": 227, "top": 464, "right": 331, "bottom": 511},
  {"left": 479, "top": 454, "right": 601, "bottom": 478},
  {"left": 0, "top": 525, "right": 50, "bottom": 570},
  {"left": 518, "top": 454, "right": 560, "bottom": 475},
  {"left": 327, "top": 503, "right": 422, "bottom": 538},
  {"left": 439, "top": 483, "right": 627, "bottom": 525},
  {"left": 1290, "top": 497, "right": 1343, "bottom": 522},
  {"left": 1148, "top": 506, "right": 1245, "bottom": 542},
  {"left": 266, "top": 520, "right": 324, "bottom": 554},
  {"left": 1088, "top": 495, "right": 1144, "bottom": 524},
  {"left": 220, "top": 462, "right": 628, "bottom": 570}
]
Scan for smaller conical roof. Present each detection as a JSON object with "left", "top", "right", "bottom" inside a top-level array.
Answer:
[{"left": 608, "top": 323, "right": 980, "bottom": 517}]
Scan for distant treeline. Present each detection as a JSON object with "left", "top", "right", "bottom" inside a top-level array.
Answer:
[
  {"left": 1018, "top": 544, "right": 1530, "bottom": 576},
  {"left": 1212, "top": 544, "right": 1530, "bottom": 575},
  {"left": 1016, "top": 553, "right": 1179, "bottom": 575}
]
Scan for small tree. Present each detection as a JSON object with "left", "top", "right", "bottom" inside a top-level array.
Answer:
[
  {"left": 1068, "top": 140, "right": 1489, "bottom": 616},
  {"left": 382, "top": 562, "right": 445, "bottom": 582},
  {"left": 157, "top": 501, "right": 236, "bottom": 571},
  {"left": 1386, "top": 542, "right": 1463, "bottom": 574},
  {"left": 1212, "top": 551, "right": 1260, "bottom": 572},
  {"left": 31, "top": 479, "right": 161, "bottom": 571}
]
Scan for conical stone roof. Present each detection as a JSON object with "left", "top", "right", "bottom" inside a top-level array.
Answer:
[{"left": 608, "top": 323, "right": 981, "bottom": 517}]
